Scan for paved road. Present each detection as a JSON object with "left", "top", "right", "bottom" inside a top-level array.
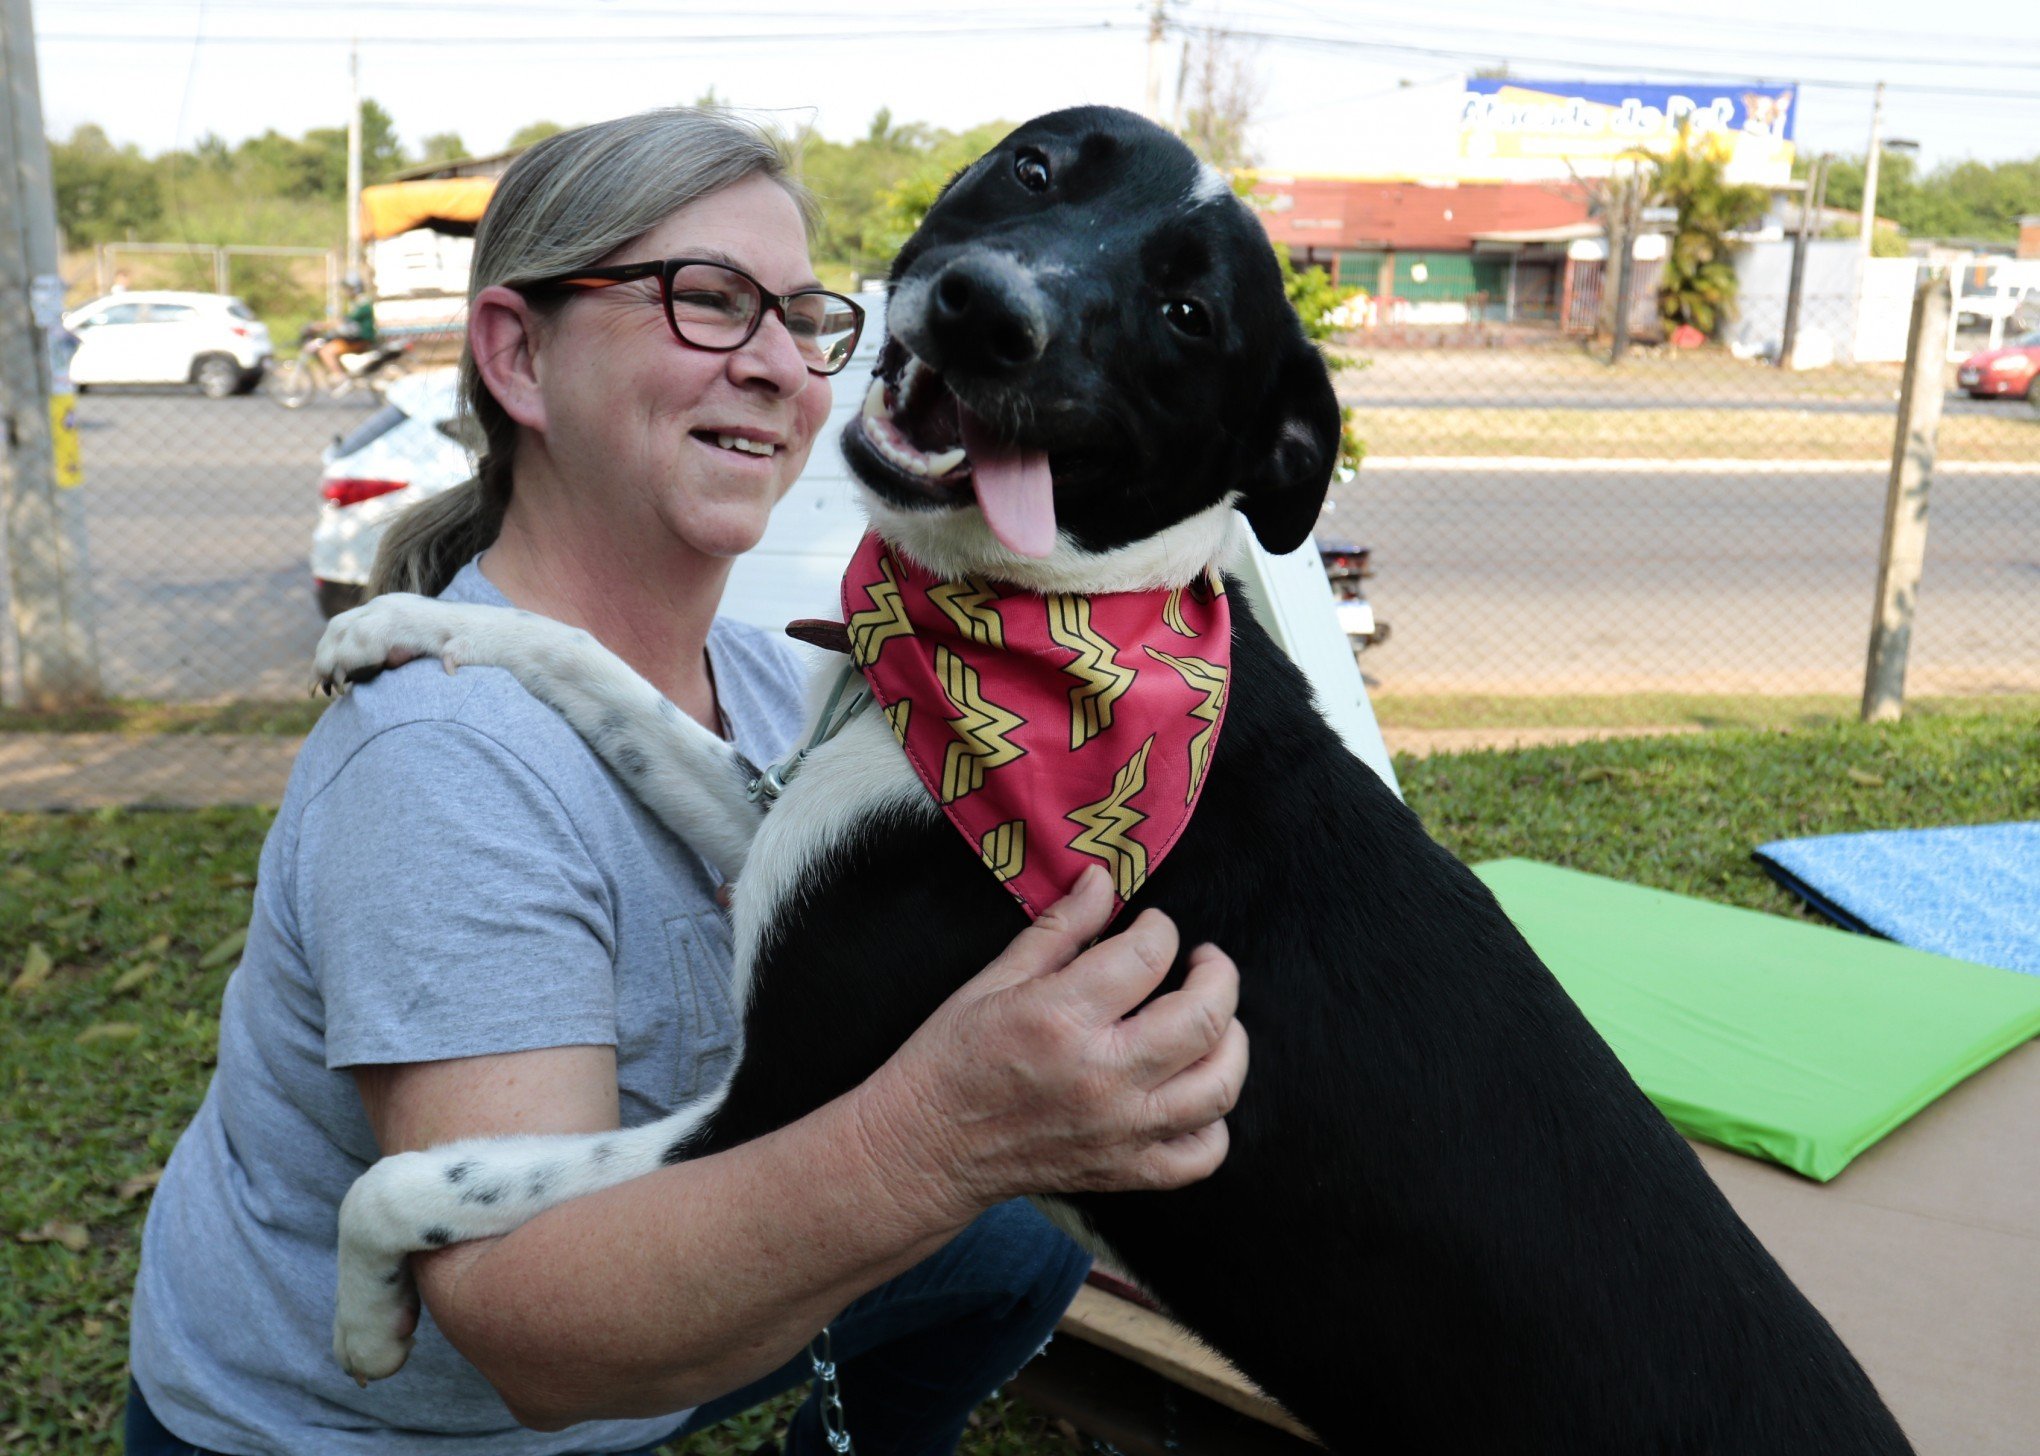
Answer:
[
  {"left": 1332, "top": 461, "right": 2039, "bottom": 694},
  {"left": 6, "top": 393, "right": 2031, "bottom": 701}
]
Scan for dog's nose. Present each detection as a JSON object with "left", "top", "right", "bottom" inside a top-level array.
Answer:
[{"left": 925, "top": 254, "right": 1048, "bottom": 375}]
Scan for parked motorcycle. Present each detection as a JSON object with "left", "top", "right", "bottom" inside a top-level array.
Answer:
[
  {"left": 1317, "top": 536, "right": 1389, "bottom": 651},
  {"left": 271, "top": 329, "right": 417, "bottom": 409}
]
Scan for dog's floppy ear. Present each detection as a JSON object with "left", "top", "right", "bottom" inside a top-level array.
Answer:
[{"left": 1237, "top": 343, "right": 1342, "bottom": 556}]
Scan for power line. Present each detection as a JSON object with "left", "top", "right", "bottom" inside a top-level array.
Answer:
[
  {"left": 38, "top": 21, "right": 1130, "bottom": 46},
  {"left": 1202, "top": 0, "right": 2040, "bottom": 61},
  {"left": 1171, "top": 22, "right": 2040, "bottom": 100}
]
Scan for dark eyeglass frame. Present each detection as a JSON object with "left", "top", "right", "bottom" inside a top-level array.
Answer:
[{"left": 512, "top": 256, "right": 866, "bottom": 376}]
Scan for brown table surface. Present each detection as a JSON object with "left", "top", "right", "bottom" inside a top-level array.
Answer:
[
  {"left": 1692, "top": 1037, "right": 2040, "bottom": 1455},
  {"left": 1059, "top": 1039, "right": 2039, "bottom": 1453}
]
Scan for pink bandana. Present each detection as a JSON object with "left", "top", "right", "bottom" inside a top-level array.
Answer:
[{"left": 841, "top": 532, "right": 1232, "bottom": 918}]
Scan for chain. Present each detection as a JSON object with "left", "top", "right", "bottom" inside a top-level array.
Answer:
[{"left": 807, "top": 1325, "right": 854, "bottom": 1454}]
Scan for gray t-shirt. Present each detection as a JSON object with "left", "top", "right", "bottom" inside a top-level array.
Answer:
[{"left": 130, "top": 558, "right": 811, "bottom": 1455}]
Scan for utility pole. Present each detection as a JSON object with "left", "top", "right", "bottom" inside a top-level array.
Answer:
[
  {"left": 345, "top": 42, "right": 363, "bottom": 285},
  {"left": 0, "top": 0, "right": 102, "bottom": 709},
  {"left": 1144, "top": 0, "right": 1166, "bottom": 124},
  {"left": 1779, "top": 154, "right": 1827, "bottom": 369},
  {"left": 1856, "top": 81, "right": 1884, "bottom": 277}
]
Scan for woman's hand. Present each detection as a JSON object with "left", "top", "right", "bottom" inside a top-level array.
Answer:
[{"left": 859, "top": 865, "right": 1248, "bottom": 1221}]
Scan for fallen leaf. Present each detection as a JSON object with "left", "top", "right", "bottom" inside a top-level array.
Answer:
[
  {"left": 197, "top": 929, "right": 248, "bottom": 969},
  {"left": 81, "top": 1318, "right": 105, "bottom": 1337},
  {"left": 1578, "top": 765, "right": 1645, "bottom": 786},
  {"left": 74, "top": 1022, "right": 141, "bottom": 1045},
  {"left": 10, "top": 944, "right": 53, "bottom": 997},
  {"left": 115, "top": 1168, "right": 163, "bottom": 1201},
  {"left": 1846, "top": 768, "right": 1886, "bottom": 787},
  {"left": 110, "top": 961, "right": 158, "bottom": 994},
  {"left": 17, "top": 1220, "right": 91, "bottom": 1253},
  {"left": 143, "top": 933, "right": 172, "bottom": 955}
]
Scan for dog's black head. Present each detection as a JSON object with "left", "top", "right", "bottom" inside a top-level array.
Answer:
[{"left": 841, "top": 106, "right": 1341, "bottom": 584}]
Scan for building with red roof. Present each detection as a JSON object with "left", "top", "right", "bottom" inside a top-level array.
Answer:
[{"left": 1251, "top": 175, "right": 1607, "bottom": 327}]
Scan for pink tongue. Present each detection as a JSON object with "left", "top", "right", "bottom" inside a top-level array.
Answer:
[{"left": 958, "top": 408, "right": 1056, "bottom": 558}]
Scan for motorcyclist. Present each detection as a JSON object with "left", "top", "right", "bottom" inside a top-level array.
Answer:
[{"left": 315, "top": 279, "right": 378, "bottom": 377}]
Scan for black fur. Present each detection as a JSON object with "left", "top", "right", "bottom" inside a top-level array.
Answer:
[{"left": 703, "top": 108, "right": 1911, "bottom": 1452}]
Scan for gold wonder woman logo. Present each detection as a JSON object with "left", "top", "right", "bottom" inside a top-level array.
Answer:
[
  {"left": 935, "top": 646, "right": 1025, "bottom": 803},
  {"left": 929, "top": 576, "right": 1005, "bottom": 649},
  {"left": 1143, "top": 647, "right": 1228, "bottom": 803},
  {"left": 1046, "top": 594, "right": 1137, "bottom": 751},
  {"left": 980, "top": 820, "right": 1026, "bottom": 883},
  {"left": 1067, "top": 735, "right": 1154, "bottom": 900},
  {"left": 848, "top": 555, "right": 914, "bottom": 666}
]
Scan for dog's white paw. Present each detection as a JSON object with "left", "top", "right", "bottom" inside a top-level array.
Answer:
[
  {"left": 331, "top": 1148, "right": 444, "bottom": 1383},
  {"left": 332, "top": 1263, "right": 418, "bottom": 1385},
  {"left": 311, "top": 594, "right": 468, "bottom": 696}
]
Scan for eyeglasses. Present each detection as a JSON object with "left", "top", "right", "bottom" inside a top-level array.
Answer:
[{"left": 513, "top": 257, "right": 866, "bottom": 376}]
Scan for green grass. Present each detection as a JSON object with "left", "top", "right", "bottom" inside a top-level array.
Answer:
[
  {"left": 3, "top": 714, "right": 2033, "bottom": 1450},
  {"left": 2, "top": 806, "right": 272, "bottom": 1451},
  {"left": 1400, "top": 716, "right": 2038, "bottom": 913},
  {"left": 1371, "top": 692, "right": 2040, "bottom": 733}
]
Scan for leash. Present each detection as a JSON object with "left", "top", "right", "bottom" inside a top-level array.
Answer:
[{"left": 746, "top": 652, "right": 871, "bottom": 805}]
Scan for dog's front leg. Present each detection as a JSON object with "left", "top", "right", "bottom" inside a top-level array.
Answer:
[
  {"left": 333, "top": 1100, "right": 720, "bottom": 1383},
  {"left": 312, "top": 595, "right": 763, "bottom": 878}
]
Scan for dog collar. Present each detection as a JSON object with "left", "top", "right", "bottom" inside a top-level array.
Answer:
[{"left": 840, "top": 532, "right": 1232, "bottom": 918}]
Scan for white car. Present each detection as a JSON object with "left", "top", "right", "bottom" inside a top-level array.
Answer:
[
  {"left": 310, "top": 369, "right": 472, "bottom": 617},
  {"left": 64, "top": 290, "right": 273, "bottom": 398}
]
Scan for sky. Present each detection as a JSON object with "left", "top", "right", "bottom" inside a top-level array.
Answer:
[{"left": 30, "top": 0, "right": 2040, "bottom": 178}]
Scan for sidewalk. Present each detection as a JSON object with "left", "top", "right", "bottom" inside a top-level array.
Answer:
[
  {"left": 0, "top": 725, "right": 1700, "bottom": 812},
  {"left": 0, "top": 734, "right": 305, "bottom": 811}
]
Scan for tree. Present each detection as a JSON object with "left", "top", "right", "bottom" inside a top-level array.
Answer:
[
  {"left": 1179, "top": 28, "right": 1262, "bottom": 172},
  {"left": 416, "top": 132, "right": 469, "bottom": 166},
  {"left": 48, "top": 124, "right": 164, "bottom": 244},
  {"left": 1643, "top": 125, "right": 1767, "bottom": 337},
  {"left": 1815, "top": 149, "right": 2040, "bottom": 244},
  {"left": 800, "top": 112, "right": 1012, "bottom": 279},
  {"left": 508, "top": 120, "right": 568, "bottom": 150}
]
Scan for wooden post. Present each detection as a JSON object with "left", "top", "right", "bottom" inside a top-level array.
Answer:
[
  {"left": 0, "top": 0, "right": 103, "bottom": 709},
  {"left": 1861, "top": 272, "right": 1951, "bottom": 722}
]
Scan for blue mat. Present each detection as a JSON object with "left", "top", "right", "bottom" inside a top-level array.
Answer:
[{"left": 1754, "top": 822, "right": 2040, "bottom": 978}]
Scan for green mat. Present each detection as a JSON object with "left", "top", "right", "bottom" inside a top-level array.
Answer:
[{"left": 1473, "top": 859, "right": 2040, "bottom": 1181}]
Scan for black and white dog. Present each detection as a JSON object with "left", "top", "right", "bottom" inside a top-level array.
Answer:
[{"left": 316, "top": 108, "right": 1911, "bottom": 1452}]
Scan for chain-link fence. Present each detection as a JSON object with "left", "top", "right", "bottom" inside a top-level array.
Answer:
[
  {"left": 1, "top": 261, "right": 2034, "bottom": 807},
  {"left": 1324, "top": 265, "right": 2039, "bottom": 702}
]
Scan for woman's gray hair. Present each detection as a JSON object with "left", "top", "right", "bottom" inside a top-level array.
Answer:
[{"left": 371, "top": 108, "right": 815, "bottom": 598}]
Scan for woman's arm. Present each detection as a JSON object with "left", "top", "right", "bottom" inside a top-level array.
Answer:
[{"left": 354, "top": 867, "right": 1245, "bottom": 1430}]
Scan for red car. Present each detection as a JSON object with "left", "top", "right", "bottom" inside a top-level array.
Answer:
[{"left": 1956, "top": 330, "right": 2040, "bottom": 399}]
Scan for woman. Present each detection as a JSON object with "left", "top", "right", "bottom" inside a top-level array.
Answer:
[{"left": 125, "top": 109, "right": 1246, "bottom": 1456}]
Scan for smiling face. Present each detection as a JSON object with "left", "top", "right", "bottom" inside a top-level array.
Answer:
[
  {"left": 843, "top": 106, "right": 1340, "bottom": 588},
  {"left": 529, "top": 173, "right": 834, "bottom": 565}
]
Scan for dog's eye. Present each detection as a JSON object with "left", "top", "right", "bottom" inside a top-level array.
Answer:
[
  {"left": 1013, "top": 149, "right": 1052, "bottom": 193},
  {"left": 1162, "top": 299, "right": 1211, "bottom": 338}
]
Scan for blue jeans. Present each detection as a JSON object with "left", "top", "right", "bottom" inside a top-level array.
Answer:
[{"left": 126, "top": 1199, "right": 1088, "bottom": 1456}]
